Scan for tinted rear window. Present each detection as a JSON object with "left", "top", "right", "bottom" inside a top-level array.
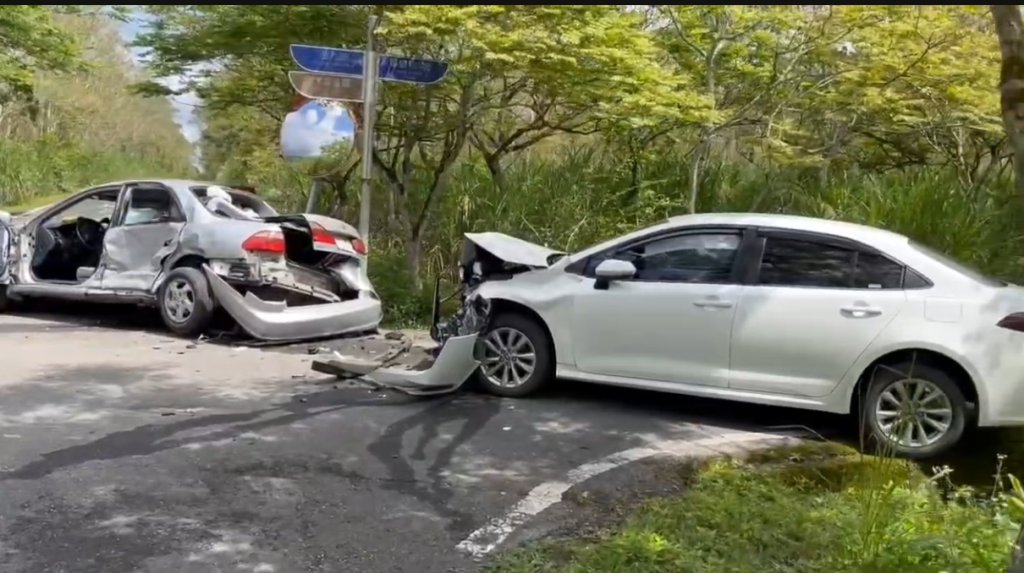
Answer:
[{"left": 910, "top": 241, "right": 1006, "bottom": 287}]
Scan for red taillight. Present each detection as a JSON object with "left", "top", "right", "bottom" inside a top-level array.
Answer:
[
  {"left": 309, "top": 223, "right": 337, "bottom": 248},
  {"left": 242, "top": 230, "right": 286, "bottom": 254},
  {"left": 352, "top": 238, "right": 367, "bottom": 255},
  {"left": 997, "top": 313, "right": 1024, "bottom": 332}
]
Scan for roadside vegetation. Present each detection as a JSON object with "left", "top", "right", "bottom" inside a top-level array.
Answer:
[
  {"left": 0, "top": 7, "right": 192, "bottom": 212},
  {"left": 490, "top": 442, "right": 1024, "bottom": 573}
]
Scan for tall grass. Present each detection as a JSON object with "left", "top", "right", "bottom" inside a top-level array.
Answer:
[{"left": 0, "top": 138, "right": 191, "bottom": 210}]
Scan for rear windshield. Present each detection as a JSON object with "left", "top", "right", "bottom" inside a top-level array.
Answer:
[
  {"left": 189, "top": 186, "right": 278, "bottom": 218},
  {"left": 910, "top": 241, "right": 1007, "bottom": 287}
]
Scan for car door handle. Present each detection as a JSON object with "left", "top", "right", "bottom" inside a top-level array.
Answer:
[
  {"left": 693, "top": 299, "right": 734, "bottom": 309},
  {"left": 840, "top": 305, "right": 883, "bottom": 318}
]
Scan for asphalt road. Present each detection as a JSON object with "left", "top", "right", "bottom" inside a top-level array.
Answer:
[{"left": 0, "top": 304, "right": 845, "bottom": 573}]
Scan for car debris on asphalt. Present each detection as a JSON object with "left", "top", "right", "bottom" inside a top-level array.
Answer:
[{"left": 311, "top": 283, "right": 492, "bottom": 396}]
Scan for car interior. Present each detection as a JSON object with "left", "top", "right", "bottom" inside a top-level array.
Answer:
[{"left": 30, "top": 187, "right": 181, "bottom": 283}]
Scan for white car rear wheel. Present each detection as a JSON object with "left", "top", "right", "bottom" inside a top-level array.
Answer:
[{"left": 862, "top": 361, "right": 968, "bottom": 459}]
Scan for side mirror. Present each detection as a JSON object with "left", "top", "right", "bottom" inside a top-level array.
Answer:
[
  {"left": 0, "top": 210, "right": 10, "bottom": 226},
  {"left": 594, "top": 259, "right": 636, "bottom": 290}
]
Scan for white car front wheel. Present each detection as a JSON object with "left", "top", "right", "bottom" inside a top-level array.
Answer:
[{"left": 476, "top": 313, "right": 553, "bottom": 398}]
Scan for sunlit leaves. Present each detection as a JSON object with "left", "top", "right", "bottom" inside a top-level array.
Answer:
[{"left": 0, "top": 6, "right": 81, "bottom": 99}]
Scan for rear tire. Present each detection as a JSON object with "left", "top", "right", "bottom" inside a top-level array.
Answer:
[
  {"left": 860, "top": 360, "right": 968, "bottom": 459},
  {"left": 158, "top": 267, "right": 215, "bottom": 338},
  {"left": 0, "top": 285, "right": 10, "bottom": 313},
  {"left": 475, "top": 313, "right": 554, "bottom": 398}
]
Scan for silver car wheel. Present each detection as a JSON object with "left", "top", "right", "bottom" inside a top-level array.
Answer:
[
  {"left": 873, "top": 377, "right": 954, "bottom": 449},
  {"left": 481, "top": 326, "right": 536, "bottom": 388},
  {"left": 163, "top": 277, "right": 196, "bottom": 324}
]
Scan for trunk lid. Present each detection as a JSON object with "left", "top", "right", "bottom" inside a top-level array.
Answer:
[{"left": 265, "top": 213, "right": 365, "bottom": 258}]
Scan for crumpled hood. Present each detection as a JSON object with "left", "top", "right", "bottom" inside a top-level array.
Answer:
[{"left": 464, "top": 232, "right": 565, "bottom": 268}]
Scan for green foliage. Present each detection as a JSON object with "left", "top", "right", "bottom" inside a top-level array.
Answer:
[
  {"left": 0, "top": 138, "right": 186, "bottom": 208},
  {"left": 0, "top": 6, "right": 80, "bottom": 99},
  {"left": 0, "top": 10, "right": 193, "bottom": 208},
  {"left": 490, "top": 445, "right": 1023, "bottom": 573}
]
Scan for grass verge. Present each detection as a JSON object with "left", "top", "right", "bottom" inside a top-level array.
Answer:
[{"left": 490, "top": 442, "right": 1022, "bottom": 573}]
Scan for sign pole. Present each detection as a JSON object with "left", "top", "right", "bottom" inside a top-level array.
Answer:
[
  {"left": 358, "top": 15, "right": 378, "bottom": 250},
  {"left": 305, "top": 177, "right": 320, "bottom": 213}
]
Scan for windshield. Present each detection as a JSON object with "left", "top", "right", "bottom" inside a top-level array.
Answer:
[{"left": 910, "top": 241, "right": 1007, "bottom": 287}]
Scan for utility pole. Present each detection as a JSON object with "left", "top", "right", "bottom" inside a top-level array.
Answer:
[{"left": 358, "top": 15, "right": 379, "bottom": 249}]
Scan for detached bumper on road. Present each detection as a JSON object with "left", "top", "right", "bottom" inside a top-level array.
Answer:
[
  {"left": 312, "top": 333, "right": 481, "bottom": 395},
  {"left": 203, "top": 264, "right": 382, "bottom": 342}
]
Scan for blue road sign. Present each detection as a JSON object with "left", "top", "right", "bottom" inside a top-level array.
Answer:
[
  {"left": 290, "top": 44, "right": 449, "bottom": 85},
  {"left": 378, "top": 55, "right": 449, "bottom": 85},
  {"left": 290, "top": 44, "right": 364, "bottom": 77}
]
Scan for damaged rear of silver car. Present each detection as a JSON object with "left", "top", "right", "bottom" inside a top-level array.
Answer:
[{"left": 175, "top": 193, "right": 382, "bottom": 341}]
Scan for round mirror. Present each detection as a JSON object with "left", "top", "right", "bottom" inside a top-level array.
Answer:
[{"left": 279, "top": 98, "right": 355, "bottom": 161}]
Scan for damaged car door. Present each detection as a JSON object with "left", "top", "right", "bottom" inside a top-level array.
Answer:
[
  {"left": 0, "top": 212, "right": 10, "bottom": 282},
  {"left": 570, "top": 230, "right": 745, "bottom": 388},
  {"left": 100, "top": 184, "right": 186, "bottom": 291}
]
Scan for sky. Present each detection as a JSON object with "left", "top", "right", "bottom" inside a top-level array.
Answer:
[{"left": 117, "top": 14, "right": 354, "bottom": 162}]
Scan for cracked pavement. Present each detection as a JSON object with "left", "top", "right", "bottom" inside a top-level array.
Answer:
[{"left": 0, "top": 305, "right": 844, "bottom": 572}]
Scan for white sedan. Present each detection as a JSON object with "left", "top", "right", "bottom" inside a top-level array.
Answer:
[{"left": 447, "top": 213, "right": 1024, "bottom": 459}]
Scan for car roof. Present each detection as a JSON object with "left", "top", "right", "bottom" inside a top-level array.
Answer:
[
  {"left": 89, "top": 179, "right": 264, "bottom": 200},
  {"left": 667, "top": 212, "right": 910, "bottom": 250}
]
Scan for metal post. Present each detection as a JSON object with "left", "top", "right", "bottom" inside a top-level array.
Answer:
[
  {"left": 358, "top": 15, "right": 378, "bottom": 249},
  {"left": 305, "top": 177, "right": 320, "bottom": 213}
]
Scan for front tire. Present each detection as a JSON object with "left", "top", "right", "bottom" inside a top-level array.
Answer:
[
  {"left": 475, "top": 313, "right": 554, "bottom": 398},
  {"left": 158, "top": 267, "right": 215, "bottom": 338},
  {"left": 861, "top": 361, "right": 968, "bottom": 459}
]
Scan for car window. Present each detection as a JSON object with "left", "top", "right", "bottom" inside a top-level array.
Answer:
[
  {"left": 588, "top": 232, "right": 741, "bottom": 283},
  {"left": 123, "top": 188, "right": 183, "bottom": 226},
  {"left": 758, "top": 237, "right": 855, "bottom": 288},
  {"left": 44, "top": 193, "right": 118, "bottom": 227},
  {"left": 852, "top": 251, "right": 904, "bottom": 289}
]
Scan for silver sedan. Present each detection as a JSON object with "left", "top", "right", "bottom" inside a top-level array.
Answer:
[{"left": 0, "top": 179, "right": 381, "bottom": 341}]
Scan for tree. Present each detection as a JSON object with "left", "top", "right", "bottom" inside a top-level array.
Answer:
[
  {"left": 653, "top": 5, "right": 845, "bottom": 212},
  {"left": 0, "top": 6, "right": 79, "bottom": 98},
  {"left": 993, "top": 4, "right": 1024, "bottom": 199}
]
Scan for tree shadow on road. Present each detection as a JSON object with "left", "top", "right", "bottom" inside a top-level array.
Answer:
[
  {"left": 367, "top": 394, "right": 502, "bottom": 535},
  {"left": 1, "top": 387, "right": 418, "bottom": 481}
]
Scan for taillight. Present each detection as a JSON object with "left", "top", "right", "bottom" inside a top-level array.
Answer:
[
  {"left": 242, "top": 230, "right": 286, "bottom": 254},
  {"left": 309, "top": 223, "right": 337, "bottom": 248},
  {"left": 997, "top": 313, "right": 1024, "bottom": 332},
  {"left": 352, "top": 238, "right": 367, "bottom": 255}
]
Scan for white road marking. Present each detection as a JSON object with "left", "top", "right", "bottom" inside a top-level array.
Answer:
[{"left": 455, "top": 430, "right": 796, "bottom": 558}]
